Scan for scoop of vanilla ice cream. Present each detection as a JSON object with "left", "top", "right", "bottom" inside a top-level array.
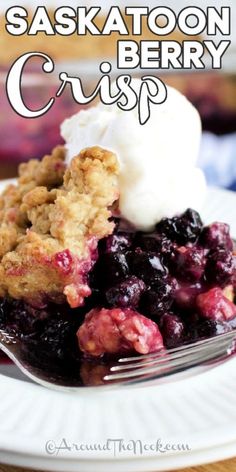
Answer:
[{"left": 61, "top": 82, "right": 206, "bottom": 231}]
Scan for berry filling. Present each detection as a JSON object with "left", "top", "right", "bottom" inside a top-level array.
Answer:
[{"left": 0, "top": 209, "right": 235, "bottom": 384}]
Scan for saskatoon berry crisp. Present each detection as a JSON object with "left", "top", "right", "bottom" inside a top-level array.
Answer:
[{"left": 0, "top": 209, "right": 235, "bottom": 368}]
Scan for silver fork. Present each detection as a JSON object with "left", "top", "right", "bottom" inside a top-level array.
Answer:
[
  {"left": 0, "top": 328, "right": 235, "bottom": 390},
  {"left": 103, "top": 331, "right": 236, "bottom": 384}
]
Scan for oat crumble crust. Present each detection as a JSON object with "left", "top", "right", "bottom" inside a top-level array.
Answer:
[{"left": 0, "top": 146, "right": 119, "bottom": 307}]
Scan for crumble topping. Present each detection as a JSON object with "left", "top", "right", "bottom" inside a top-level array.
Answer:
[
  {"left": 0, "top": 146, "right": 119, "bottom": 307},
  {"left": 77, "top": 307, "right": 164, "bottom": 357},
  {"left": 19, "top": 145, "right": 66, "bottom": 189}
]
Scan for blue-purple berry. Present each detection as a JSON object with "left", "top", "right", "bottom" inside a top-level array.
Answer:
[
  {"left": 159, "top": 313, "right": 185, "bottom": 348},
  {"left": 199, "top": 222, "right": 233, "bottom": 251},
  {"left": 129, "top": 251, "right": 168, "bottom": 285},
  {"left": 106, "top": 276, "right": 146, "bottom": 308}
]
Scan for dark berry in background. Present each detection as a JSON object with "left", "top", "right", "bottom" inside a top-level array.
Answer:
[
  {"left": 128, "top": 251, "right": 168, "bottom": 285},
  {"left": 206, "top": 249, "right": 234, "bottom": 287},
  {"left": 140, "top": 278, "right": 176, "bottom": 318},
  {"left": 172, "top": 246, "right": 206, "bottom": 282},
  {"left": 100, "top": 232, "right": 133, "bottom": 254},
  {"left": 159, "top": 313, "right": 185, "bottom": 348},
  {"left": 156, "top": 209, "right": 203, "bottom": 245},
  {"left": 106, "top": 276, "right": 146, "bottom": 308},
  {"left": 199, "top": 222, "right": 233, "bottom": 251},
  {"left": 92, "top": 252, "right": 129, "bottom": 289}
]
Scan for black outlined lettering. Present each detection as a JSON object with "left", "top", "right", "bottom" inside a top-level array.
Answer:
[
  {"left": 77, "top": 7, "right": 101, "bottom": 35},
  {"left": 204, "top": 40, "right": 231, "bottom": 69},
  {"left": 125, "top": 7, "right": 148, "bottom": 35},
  {"left": 55, "top": 63, "right": 168, "bottom": 125},
  {"left": 178, "top": 7, "right": 207, "bottom": 36},
  {"left": 140, "top": 41, "right": 160, "bottom": 69},
  {"left": 5, "top": 6, "right": 28, "bottom": 36},
  {"left": 6, "top": 52, "right": 55, "bottom": 117},
  {"left": 148, "top": 7, "right": 176, "bottom": 36},
  {"left": 117, "top": 40, "right": 140, "bottom": 69},
  {"left": 54, "top": 7, "right": 77, "bottom": 36},
  {"left": 102, "top": 6, "right": 128, "bottom": 35},
  {"left": 4, "top": 4, "right": 231, "bottom": 125},
  {"left": 28, "top": 6, "right": 55, "bottom": 35},
  {"left": 207, "top": 7, "right": 230, "bottom": 36},
  {"left": 139, "top": 76, "right": 167, "bottom": 124},
  {"left": 160, "top": 41, "right": 182, "bottom": 69},
  {"left": 182, "top": 41, "right": 205, "bottom": 68}
]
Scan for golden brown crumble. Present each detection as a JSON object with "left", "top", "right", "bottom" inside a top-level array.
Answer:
[
  {"left": 0, "top": 146, "right": 119, "bottom": 307},
  {"left": 18, "top": 145, "right": 66, "bottom": 188}
]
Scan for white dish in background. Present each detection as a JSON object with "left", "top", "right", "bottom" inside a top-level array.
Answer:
[{"left": 0, "top": 182, "right": 235, "bottom": 472}]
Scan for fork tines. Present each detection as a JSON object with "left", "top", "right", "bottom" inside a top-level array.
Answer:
[{"left": 104, "top": 331, "right": 236, "bottom": 383}]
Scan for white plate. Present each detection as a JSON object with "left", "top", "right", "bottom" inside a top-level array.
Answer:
[{"left": 0, "top": 182, "right": 236, "bottom": 472}]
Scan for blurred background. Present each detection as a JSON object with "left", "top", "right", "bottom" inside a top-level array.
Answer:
[{"left": 0, "top": 0, "right": 236, "bottom": 192}]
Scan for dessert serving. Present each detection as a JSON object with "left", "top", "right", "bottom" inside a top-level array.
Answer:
[{"left": 0, "top": 81, "right": 235, "bottom": 384}]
